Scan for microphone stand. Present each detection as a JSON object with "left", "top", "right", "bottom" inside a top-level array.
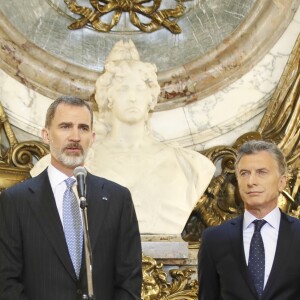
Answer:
[{"left": 80, "top": 197, "right": 95, "bottom": 300}]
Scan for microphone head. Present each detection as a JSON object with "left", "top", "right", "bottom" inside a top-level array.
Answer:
[{"left": 74, "top": 166, "right": 87, "bottom": 178}]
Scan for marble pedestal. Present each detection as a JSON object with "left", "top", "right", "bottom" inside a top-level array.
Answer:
[{"left": 141, "top": 234, "right": 199, "bottom": 280}]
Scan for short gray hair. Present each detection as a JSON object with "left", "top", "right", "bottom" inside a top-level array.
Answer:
[
  {"left": 45, "top": 96, "right": 93, "bottom": 128},
  {"left": 235, "top": 140, "right": 287, "bottom": 175}
]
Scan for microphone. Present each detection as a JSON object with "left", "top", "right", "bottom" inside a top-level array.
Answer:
[
  {"left": 74, "top": 166, "right": 87, "bottom": 200},
  {"left": 74, "top": 166, "right": 95, "bottom": 298}
]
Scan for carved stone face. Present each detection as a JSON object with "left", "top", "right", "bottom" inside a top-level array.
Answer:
[{"left": 107, "top": 69, "right": 152, "bottom": 125}]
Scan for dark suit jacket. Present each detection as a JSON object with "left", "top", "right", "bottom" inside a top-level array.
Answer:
[
  {"left": 0, "top": 169, "right": 142, "bottom": 300},
  {"left": 198, "top": 212, "right": 300, "bottom": 300}
]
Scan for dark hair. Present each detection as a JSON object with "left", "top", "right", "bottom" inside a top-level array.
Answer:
[
  {"left": 45, "top": 96, "right": 93, "bottom": 128},
  {"left": 235, "top": 140, "right": 287, "bottom": 175}
]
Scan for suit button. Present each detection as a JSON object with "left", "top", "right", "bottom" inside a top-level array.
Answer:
[{"left": 76, "top": 289, "right": 83, "bottom": 295}]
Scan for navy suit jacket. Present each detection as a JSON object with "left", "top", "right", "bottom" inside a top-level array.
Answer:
[
  {"left": 0, "top": 169, "right": 142, "bottom": 300},
  {"left": 198, "top": 212, "right": 300, "bottom": 300}
]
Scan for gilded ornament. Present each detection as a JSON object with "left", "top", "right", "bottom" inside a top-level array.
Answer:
[
  {"left": 142, "top": 255, "right": 198, "bottom": 300},
  {"left": 0, "top": 102, "right": 49, "bottom": 191},
  {"left": 64, "top": 0, "right": 185, "bottom": 34}
]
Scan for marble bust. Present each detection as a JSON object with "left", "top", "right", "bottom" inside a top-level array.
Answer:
[
  {"left": 88, "top": 40, "right": 215, "bottom": 234},
  {"left": 31, "top": 40, "right": 215, "bottom": 234}
]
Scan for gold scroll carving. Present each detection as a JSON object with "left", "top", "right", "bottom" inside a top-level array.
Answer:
[
  {"left": 142, "top": 255, "right": 197, "bottom": 299},
  {"left": 0, "top": 102, "right": 49, "bottom": 192},
  {"left": 64, "top": 0, "right": 185, "bottom": 34}
]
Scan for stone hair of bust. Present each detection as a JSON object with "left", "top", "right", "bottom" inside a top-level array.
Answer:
[
  {"left": 95, "top": 59, "right": 161, "bottom": 114},
  {"left": 93, "top": 40, "right": 161, "bottom": 140}
]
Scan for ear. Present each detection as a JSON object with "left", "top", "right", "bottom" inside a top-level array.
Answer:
[
  {"left": 278, "top": 174, "right": 287, "bottom": 192},
  {"left": 148, "top": 100, "right": 154, "bottom": 111},
  {"left": 107, "top": 99, "right": 113, "bottom": 109},
  {"left": 42, "top": 128, "right": 50, "bottom": 144}
]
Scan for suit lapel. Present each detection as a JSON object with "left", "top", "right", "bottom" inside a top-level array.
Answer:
[
  {"left": 262, "top": 212, "right": 294, "bottom": 298},
  {"left": 27, "top": 170, "right": 77, "bottom": 281},
  {"left": 229, "top": 216, "right": 258, "bottom": 298},
  {"left": 85, "top": 173, "right": 110, "bottom": 252}
]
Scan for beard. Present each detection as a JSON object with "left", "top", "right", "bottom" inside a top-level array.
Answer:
[{"left": 50, "top": 142, "right": 88, "bottom": 168}]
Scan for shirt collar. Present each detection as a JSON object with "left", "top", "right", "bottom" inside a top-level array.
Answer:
[
  {"left": 243, "top": 207, "right": 281, "bottom": 231},
  {"left": 47, "top": 164, "right": 75, "bottom": 189}
]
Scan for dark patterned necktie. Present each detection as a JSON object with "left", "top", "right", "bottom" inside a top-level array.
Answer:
[
  {"left": 248, "top": 219, "right": 267, "bottom": 298},
  {"left": 63, "top": 178, "right": 83, "bottom": 278}
]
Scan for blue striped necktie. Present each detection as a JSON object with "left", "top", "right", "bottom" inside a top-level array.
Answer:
[
  {"left": 63, "top": 178, "right": 83, "bottom": 278},
  {"left": 248, "top": 219, "right": 267, "bottom": 298}
]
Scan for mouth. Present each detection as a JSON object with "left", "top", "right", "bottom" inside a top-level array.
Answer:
[
  {"left": 64, "top": 143, "right": 83, "bottom": 155},
  {"left": 127, "top": 106, "right": 139, "bottom": 112},
  {"left": 247, "top": 191, "right": 262, "bottom": 196}
]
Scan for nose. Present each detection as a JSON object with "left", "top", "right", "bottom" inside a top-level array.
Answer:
[
  {"left": 128, "top": 88, "right": 136, "bottom": 103},
  {"left": 247, "top": 172, "right": 257, "bottom": 186},
  {"left": 69, "top": 128, "right": 80, "bottom": 141}
]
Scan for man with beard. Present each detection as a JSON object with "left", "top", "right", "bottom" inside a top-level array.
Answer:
[{"left": 0, "top": 96, "right": 142, "bottom": 300}]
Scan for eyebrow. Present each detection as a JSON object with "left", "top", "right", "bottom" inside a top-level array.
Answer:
[
  {"left": 238, "top": 167, "right": 269, "bottom": 173},
  {"left": 58, "top": 122, "right": 91, "bottom": 128},
  {"left": 257, "top": 168, "right": 269, "bottom": 172},
  {"left": 78, "top": 123, "right": 91, "bottom": 129},
  {"left": 58, "top": 122, "right": 72, "bottom": 126},
  {"left": 238, "top": 169, "right": 249, "bottom": 173}
]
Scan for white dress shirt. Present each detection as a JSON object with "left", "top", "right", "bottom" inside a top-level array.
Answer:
[{"left": 243, "top": 207, "right": 281, "bottom": 287}]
